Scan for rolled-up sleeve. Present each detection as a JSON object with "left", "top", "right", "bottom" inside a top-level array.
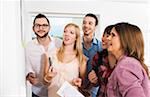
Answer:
[{"left": 25, "top": 47, "right": 34, "bottom": 76}]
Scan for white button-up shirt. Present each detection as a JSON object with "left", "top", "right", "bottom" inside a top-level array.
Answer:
[{"left": 25, "top": 36, "right": 62, "bottom": 97}]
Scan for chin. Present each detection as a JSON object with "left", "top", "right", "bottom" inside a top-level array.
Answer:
[
  {"left": 102, "top": 47, "right": 107, "bottom": 49},
  {"left": 107, "top": 48, "right": 112, "bottom": 52}
]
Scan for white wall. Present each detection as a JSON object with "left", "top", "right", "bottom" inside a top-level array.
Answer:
[
  {"left": 0, "top": 1, "right": 26, "bottom": 97},
  {"left": 23, "top": 0, "right": 150, "bottom": 65},
  {"left": 23, "top": 0, "right": 149, "bottom": 37}
]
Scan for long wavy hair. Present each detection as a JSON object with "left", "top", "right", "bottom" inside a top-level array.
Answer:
[
  {"left": 114, "top": 22, "right": 149, "bottom": 76},
  {"left": 57, "top": 23, "right": 86, "bottom": 66}
]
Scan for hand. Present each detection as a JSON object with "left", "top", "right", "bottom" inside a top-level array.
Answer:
[
  {"left": 88, "top": 70, "right": 98, "bottom": 84},
  {"left": 44, "top": 66, "right": 57, "bottom": 83},
  {"left": 26, "top": 72, "right": 39, "bottom": 85},
  {"left": 72, "top": 78, "right": 82, "bottom": 87}
]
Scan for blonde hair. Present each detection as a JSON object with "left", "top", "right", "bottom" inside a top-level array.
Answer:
[
  {"left": 114, "top": 22, "right": 149, "bottom": 76},
  {"left": 57, "top": 23, "right": 86, "bottom": 68}
]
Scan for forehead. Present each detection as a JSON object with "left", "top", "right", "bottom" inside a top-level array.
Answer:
[
  {"left": 83, "top": 16, "right": 96, "bottom": 23},
  {"left": 110, "top": 27, "right": 117, "bottom": 34},
  {"left": 34, "top": 18, "right": 48, "bottom": 24},
  {"left": 65, "top": 25, "right": 75, "bottom": 30}
]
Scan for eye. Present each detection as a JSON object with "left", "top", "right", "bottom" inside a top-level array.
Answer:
[
  {"left": 34, "top": 24, "right": 40, "bottom": 27},
  {"left": 106, "top": 34, "right": 110, "bottom": 37},
  {"left": 70, "top": 31, "right": 75, "bottom": 34},
  {"left": 83, "top": 21, "right": 86, "bottom": 25},
  {"left": 112, "top": 33, "right": 115, "bottom": 37},
  {"left": 110, "top": 32, "right": 115, "bottom": 37},
  {"left": 64, "top": 30, "right": 66, "bottom": 33},
  {"left": 89, "top": 22, "right": 93, "bottom": 25},
  {"left": 43, "top": 24, "right": 49, "bottom": 27}
]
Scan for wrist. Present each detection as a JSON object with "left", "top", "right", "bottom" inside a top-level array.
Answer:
[{"left": 44, "top": 74, "right": 52, "bottom": 83}]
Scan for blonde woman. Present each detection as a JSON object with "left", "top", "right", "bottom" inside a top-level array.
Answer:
[{"left": 43, "top": 23, "right": 87, "bottom": 97}]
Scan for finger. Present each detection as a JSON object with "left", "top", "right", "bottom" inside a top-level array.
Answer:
[
  {"left": 29, "top": 73, "right": 36, "bottom": 78},
  {"left": 91, "top": 77, "right": 98, "bottom": 83},
  {"left": 48, "top": 66, "right": 53, "bottom": 72},
  {"left": 89, "top": 73, "right": 97, "bottom": 79},
  {"left": 89, "top": 70, "right": 96, "bottom": 76}
]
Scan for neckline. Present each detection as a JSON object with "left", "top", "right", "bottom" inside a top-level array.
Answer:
[{"left": 60, "top": 56, "right": 77, "bottom": 64}]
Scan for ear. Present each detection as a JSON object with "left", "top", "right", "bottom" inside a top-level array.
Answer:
[
  {"left": 32, "top": 26, "right": 34, "bottom": 31},
  {"left": 49, "top": 25, "right": 51, "bottom": 30}
]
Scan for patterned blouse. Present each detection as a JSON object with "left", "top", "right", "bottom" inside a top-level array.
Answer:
[{"left": 91, "top": 49, "right": 114, "bottom": 97}]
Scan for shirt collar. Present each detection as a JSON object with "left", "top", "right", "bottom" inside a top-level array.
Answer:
[
  {"left": 82, "top": 36, "right": 98, "bottom": 45},
  {"left": 33, "top": 35, "right": 52, "bottom": 45}
]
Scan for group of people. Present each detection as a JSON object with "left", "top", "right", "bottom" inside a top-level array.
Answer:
[{"left": 25, "top": 13, "right": 150, "bottom": 97}]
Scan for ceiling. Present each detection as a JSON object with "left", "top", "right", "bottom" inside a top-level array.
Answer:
[{"left": 105, "top": 0, "right": 148, "bottom": 3}]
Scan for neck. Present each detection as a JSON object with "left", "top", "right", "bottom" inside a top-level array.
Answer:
[
  {"left": 64, "top": 44, "right": 76, "bottom": 55},
  {"left": 83, "top": 35, "right": 93, "bottom": 49},
  {"left": 37, "top": 36, "right": 51, "bottom": 47},
  {"left": 83, "top": 33, "right": 93, "bottom": 43},
  {"left": 115, "top": 51, "right": 124, "bottom": 61}
]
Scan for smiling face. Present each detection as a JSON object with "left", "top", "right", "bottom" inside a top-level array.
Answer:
[
  {"left": 101, "top": 25, "right": 114, "bottom": 49},
  {"left": 82, "top": 16, "right": 96, "bottom": 36},
  {"left": 63, "top": 25, "right": 77, "bottom": 46},
  {"left": 107, "top": 27, "right": 123, "bottom": 59},
  {"left": 33, "top": 18, "right": 50, "bottom": 38},
  {"left": 101, "top": 33, "right": 109, "bottom": 49}
]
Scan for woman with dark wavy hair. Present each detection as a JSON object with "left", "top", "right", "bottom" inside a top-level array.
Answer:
[{"left": 88, "top": 25, "right": 116, "bottom": 97}]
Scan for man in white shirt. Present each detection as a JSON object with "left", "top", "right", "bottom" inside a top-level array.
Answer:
[{"left": 25, "top": 13, "right": 62, "bottom": 97}]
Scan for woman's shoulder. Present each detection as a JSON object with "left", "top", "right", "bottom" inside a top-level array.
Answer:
[
  {"left": 119, "top": 56, "right": 141, "bottom": 68},
  {"left": 116, "top": 56, "right": 144, "bottom": 79}
]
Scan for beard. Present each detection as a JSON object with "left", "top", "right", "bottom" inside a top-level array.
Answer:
[{"left": 35, "top": 32, "right": 49, "bottom": 38}]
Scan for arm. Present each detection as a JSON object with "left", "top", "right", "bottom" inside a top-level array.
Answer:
[
  {"left": 25, "top": 47, "right": 38, "bottom": 85},
  {"left": 72, "top": 55, "right": 87, "bottom": 87},
  {"left": 25, "top": 47, "right": 34, "bottom": 76},
  {"left": 88, "top": 53, "right": 99, "bottom": 85},
  {"left": 79, "top": 55, "right": 87, "bottom": 79},
  {"left": 42, "top": 53, "right": 57, "bottom": 85}
]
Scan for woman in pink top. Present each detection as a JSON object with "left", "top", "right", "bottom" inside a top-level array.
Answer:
[{"left": 107, "top": 22, "right": 150, "bottom": 97}]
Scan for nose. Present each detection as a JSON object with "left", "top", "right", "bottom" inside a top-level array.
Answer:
[
  {"left": 64, "top": 31, "right": 69, "bottom": 37},
  {"left": 83, "top": 22, "right": 88, "bottom": 27},
  {"left": 39, "top": 25, "right": 44, "bottom": 30},
  {"left": 107, "top": 35, "right": 111, "bottom": 41}
]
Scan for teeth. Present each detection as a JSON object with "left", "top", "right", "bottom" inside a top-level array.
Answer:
[{"left": 65, "top": 38, "right": 69, "bottom": 41}]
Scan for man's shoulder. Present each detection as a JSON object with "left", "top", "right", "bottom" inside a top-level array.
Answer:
[
  {"left": 25, "top": 39, "right": 37, "bottom": 49},
  {"left": 94, "top": 38, "right": 102, "bottom": 51},
  {"left": 51, "top": 36, "right": 62, "bottom": 48},
  {"left": 95, "top": 38, "right": 101, "bottom": 44},
  {"left": 93, "top": 37, "right": 101, "bottom": 44}
]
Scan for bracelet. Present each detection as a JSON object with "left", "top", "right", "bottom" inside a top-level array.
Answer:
[{"left": 44, "top": 74, "right": 52, "bottom": 83}]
